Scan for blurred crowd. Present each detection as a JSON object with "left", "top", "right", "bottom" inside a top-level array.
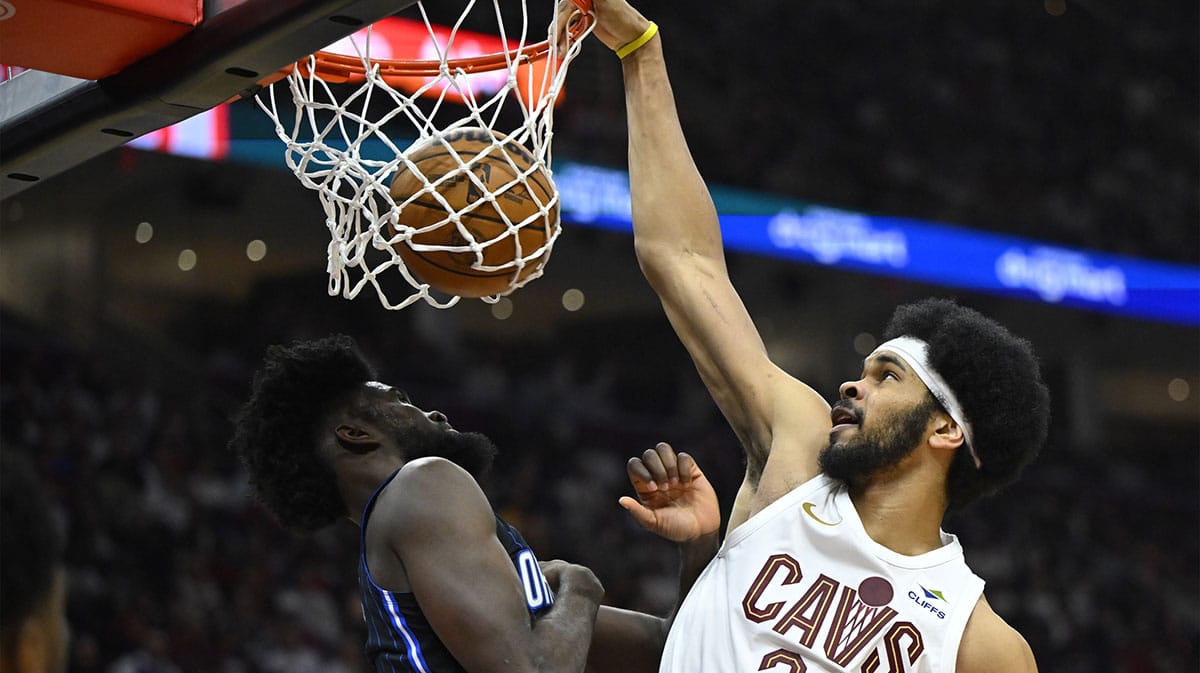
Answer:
[
  {"left": 1, "top": 285, "right": 1196, "bottom": 672},
  {"left": 556, "top": 0, "right": 1198, "bottom": 265}
]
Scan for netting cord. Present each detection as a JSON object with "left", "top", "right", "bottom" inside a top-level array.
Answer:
[{"left": 255, "top": 0, "right": 594, "bottom": 309}]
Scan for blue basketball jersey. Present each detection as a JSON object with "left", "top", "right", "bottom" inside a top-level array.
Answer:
[{"left": 357, "top": 470, "right": 554, "bottom": 672}]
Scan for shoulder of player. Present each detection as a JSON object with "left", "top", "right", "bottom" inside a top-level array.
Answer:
[
  {"left": 957, "top": 595, "right": 1038, "bottom": 673},
  {"left": 372, "top": 457, "right": 495, "bottom": 539}
]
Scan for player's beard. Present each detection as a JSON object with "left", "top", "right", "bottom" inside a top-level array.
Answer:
[
  {"left": 403, "top": 428, "right": 498, "bottom": 479},
  {"left": 819, "top": 397, "right": 937, "bottom": 485}
]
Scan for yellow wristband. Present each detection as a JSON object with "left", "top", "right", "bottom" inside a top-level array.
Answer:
[{"left": 616, "top": 22, "right": 658, "bottom": 59}]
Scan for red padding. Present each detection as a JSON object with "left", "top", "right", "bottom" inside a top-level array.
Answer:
[{"left": 0, "top": 0, "right": 203, "bottom": 80}]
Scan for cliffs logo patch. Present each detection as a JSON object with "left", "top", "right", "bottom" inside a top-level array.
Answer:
[
  {"left": 802, "top": 501, "right": 839, "bottom": 526},
  {"left": 907, "top": 585, "right": 947, "bottom": 620}
]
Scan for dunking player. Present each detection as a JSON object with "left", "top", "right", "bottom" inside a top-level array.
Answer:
[
  {"left": 229, "top": 334, "right": 603, "bottom": 672},
  {"left": 582, "top": 1, "right": 1052, "bottom": 671}
]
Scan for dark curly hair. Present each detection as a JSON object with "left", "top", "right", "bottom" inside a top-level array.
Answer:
[
  {"left": 230, "top": 334, "right": 377, "bottom": 532},
  {"left": 1, "top": 450, "right": 62, "bottom": 648},
  {"left": 883, "top": 298, "right": 1050, "bottom": 511}
]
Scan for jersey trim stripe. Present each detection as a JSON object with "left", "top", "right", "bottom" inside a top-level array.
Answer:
[{"left": 384, "top": 590, "right": 432, "bottom": 673}]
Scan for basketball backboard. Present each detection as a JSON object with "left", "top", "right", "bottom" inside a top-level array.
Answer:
[{"left": 0, "top": 0, "right": 419, "bottom": 199}]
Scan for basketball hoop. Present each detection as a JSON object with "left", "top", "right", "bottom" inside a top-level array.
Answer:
[{"left": 256, "top": 0, "right": 594, "bottom": 309}]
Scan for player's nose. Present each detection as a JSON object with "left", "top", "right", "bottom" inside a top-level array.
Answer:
[
  {"left": 426, "top": 410, "right": 448, "bottom": 423},
  {"left": 839, "top": 380, "right": 862, "bottom": 400}
]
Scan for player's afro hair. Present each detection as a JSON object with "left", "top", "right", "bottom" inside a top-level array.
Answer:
[
  {"left": 884, "top": 298, "right": 1050, "bottom": 511},
  {"left": 1, "top": 450, "right": 62, "bottom": 647},
  {"left": 230, "top": 334, "right": 377, "bottom": 532}
]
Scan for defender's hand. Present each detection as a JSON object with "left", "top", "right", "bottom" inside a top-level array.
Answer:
[
  {"left": 539, "top": 560, "right": 605, "bottom": 603},
  {"left": 619, "top": 442, "right": 720, "bottom": 542}
]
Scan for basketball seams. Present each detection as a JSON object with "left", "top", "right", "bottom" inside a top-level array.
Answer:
[
  {"left": 387, "top": 130, "right": 558, "bottom": 297},
  {"left": 403, "top": 199, "right": 554, "bottom": 237},
  {"left": 394, "top": 141, "right": 556, "bottom": 223}
]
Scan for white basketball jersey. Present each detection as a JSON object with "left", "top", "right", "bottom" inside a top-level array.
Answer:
[{"left": 661, "top": 475, "right": 984, "bottom": 673}]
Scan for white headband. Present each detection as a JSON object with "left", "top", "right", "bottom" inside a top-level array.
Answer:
[{"left": 871, "top": 337, "right": 981, "bottom": 469}]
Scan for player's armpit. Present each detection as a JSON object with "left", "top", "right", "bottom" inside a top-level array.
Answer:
[
  {"left": 384, "top": 458, "right": 600, "bottom": 673},
  {"left": 727, "top": 475, "right": 756, "bottom": 533}
]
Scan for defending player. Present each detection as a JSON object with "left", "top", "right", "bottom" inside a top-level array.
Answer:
[
  {"left": 229, "top": 334, "right": 603, "bottom": 673},
  {"left": 585, "top": 1, "right": 1052, "bottom": 671}
]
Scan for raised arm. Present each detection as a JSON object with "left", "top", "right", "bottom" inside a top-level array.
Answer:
[
  {"left": 382, "top": 458, "right": 602, "bottom": 673},
  {"left": 590, "top": 0, "right": 831, "bottom": 500}
]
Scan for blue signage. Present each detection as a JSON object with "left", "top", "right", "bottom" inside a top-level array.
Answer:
[
  {"left": 556, "top": 163, "right": 1200, "bottom": 326},
  {"left": 146, "top": 110, "right": 1200, "bottom": 325}
]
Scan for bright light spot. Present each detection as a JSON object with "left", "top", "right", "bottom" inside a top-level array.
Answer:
[
  {"left": 178, "top": 249, "right": 197, "bottom": 271},
  {"left": 1167, "top": 378, "right": 1191, "bottom": 402},
  {"left": 135, "top": 221, "right": 153, "bottom": 244},
  {"left": 562, "top": 288, "right": 585, "bottom": 312},
  {"left": 246, "top": 239, "right": 267, "bottom": 262},
  {"left": 491, "top": 297, "right": 513, "bottom": 320},
  {"left": 853, "top": 332, "right": 877, "bottom": 356}
]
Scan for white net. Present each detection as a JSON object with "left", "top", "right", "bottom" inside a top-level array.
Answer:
[{"left": 256, "top": 0, "right": 592, "bottom": 309}]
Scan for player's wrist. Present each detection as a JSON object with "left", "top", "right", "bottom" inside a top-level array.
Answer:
[
  {"left": 614, "top": 20, "right": 658, "bottom": 59},
  {"left": 680, "top": 529, "right": 720, "bottom": 552}
]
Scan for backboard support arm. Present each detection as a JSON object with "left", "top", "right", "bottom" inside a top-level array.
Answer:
[{"left": 1, "top": 0, "right": 419, "bottom": 200}]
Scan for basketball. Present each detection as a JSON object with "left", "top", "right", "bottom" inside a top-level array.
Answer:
[{"left": 388, "top": 128, "right": 560, "bottom": 298}]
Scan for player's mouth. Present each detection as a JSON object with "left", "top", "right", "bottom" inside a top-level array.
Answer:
[{"left": 830, "top": 403, "right": 861, "bottom": 434}]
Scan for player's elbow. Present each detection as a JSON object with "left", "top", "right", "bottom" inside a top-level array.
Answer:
[
  {"left": 633, "top": 238, "right": 678, "bottom": 291},
  {"left": 635, "top": 239, "right": 721, "bottom": 290},
  {"left": 633, "top": 234, "right": 672, "bottom": 266}
]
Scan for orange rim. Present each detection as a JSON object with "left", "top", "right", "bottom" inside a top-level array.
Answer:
[{"left": 289, "top": 0, "right": 593, "bottom": 85}]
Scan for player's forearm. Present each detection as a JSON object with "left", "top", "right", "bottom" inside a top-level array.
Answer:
[
  {"left": 587, "top": 531, "right": 719, "bottom": 673},
  {"left": 531, "top": 591, "right": 602, "bottom": 672},
  {"left": 621, "top": 37, "right": 726, "bottom": 277},
  {"left": 666, "top": 529, "right": 719, "bottom": 629},
  {"left": 678, "top": 530, "right": 719, "bottom": 599},
  {"left": 585, "top": 606, "right": 667, "bottom": 673}
]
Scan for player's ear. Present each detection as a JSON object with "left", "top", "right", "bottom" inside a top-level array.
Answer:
[
  {"left": 335, "top": 424, "right": 381, "bottom": 454},
  {"left": 928, "top": 413, "right": 965, "bottom": 452}
]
